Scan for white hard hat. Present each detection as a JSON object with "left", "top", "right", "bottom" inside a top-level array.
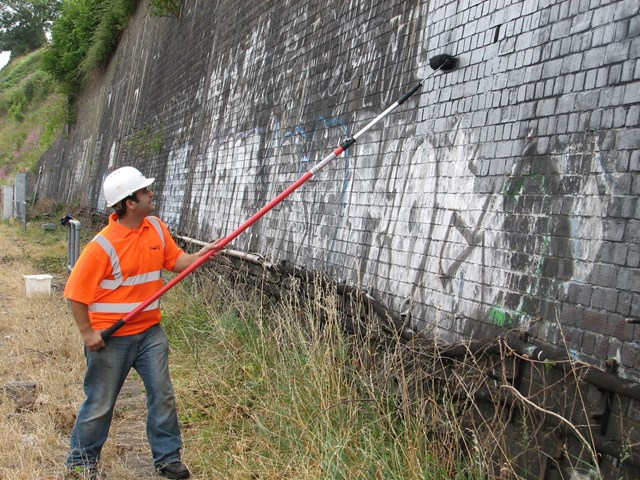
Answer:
[{"left": 103, "top": 166, "right": 154, "bottom": 207}]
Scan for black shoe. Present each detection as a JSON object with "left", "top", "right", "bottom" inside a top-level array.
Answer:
[{"left": 158, "top": 461, "right": 191, "bottom": 479}]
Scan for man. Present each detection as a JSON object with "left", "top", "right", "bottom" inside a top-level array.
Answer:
[{"left": 64, "top": 166, "right": 218, "bottom": 479}]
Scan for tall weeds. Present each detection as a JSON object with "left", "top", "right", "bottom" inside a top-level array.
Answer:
[{"left": 163, "top": 272, "right": 500, "bottom": 479}]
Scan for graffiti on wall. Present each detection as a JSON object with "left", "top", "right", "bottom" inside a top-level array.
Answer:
[
  {"left": 380, "top": 125, "right": 614, "bottom": 339},
  {"left": 34, "top": 0, "right": 636, "bottom": 373}
]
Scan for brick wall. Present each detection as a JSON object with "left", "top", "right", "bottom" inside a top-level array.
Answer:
[{"left": 39, "top": 0, "right": 640, "bottom": 379}]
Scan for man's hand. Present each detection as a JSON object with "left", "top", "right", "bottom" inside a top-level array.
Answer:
[
  {"left": 197, "top": 237, "right": 224, "bottom": 259},
  {"left": 82, "top": 329, "right": 106, "bottom": 352},
  {"left": 172, "top": 238, "right": 225, "bottom": 272}
]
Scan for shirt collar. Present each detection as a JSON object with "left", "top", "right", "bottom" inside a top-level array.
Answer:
[{"left": 108, "top": 213, "right": 150, "bottom": 237}]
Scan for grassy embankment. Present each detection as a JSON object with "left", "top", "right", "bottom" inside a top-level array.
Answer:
[{"left": 0, "top": 49, "right": 67, "bottom": 186}]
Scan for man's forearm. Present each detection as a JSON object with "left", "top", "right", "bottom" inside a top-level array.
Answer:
[
  {"left": 172, "top": 252, "right": 201, "bottom": 273},
  {"left": 69, "top": 300, "right": 92, "bottom": 333},
  {"left": 68, "top": 299, "right": 105, "bottom": 351},
  {"left": 172, "top": 241, "right": 221, "bottom": 273}
]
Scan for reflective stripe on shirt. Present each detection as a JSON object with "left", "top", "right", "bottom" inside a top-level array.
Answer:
[
  {"left": 88, "top": 299, "right": 161, "bottom": 313},
  {"left": 89, "top": 217, "right": 165, "bottom": 306},
  {"left": 100, "top": 270, "right": 162, "bottom": 289},
  {"left": 147, "top": 216, "right": 165, "bottom": 248},
  {"left": 93, "top": 235, "right": 123, "bottom": 289}
]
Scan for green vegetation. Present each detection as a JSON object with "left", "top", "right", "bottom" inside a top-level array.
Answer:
[
  {"left": 0, "top": 50, "right": 67, "bottom": 185},
  {"left": 148, "top": 0, "right": 181, "bottom": 18},
  {"left": 0, "top": 0, "right": 143, "bottom": 184},
  {"left": 0, "top": 0, "right": 182, "bottom": 184},
  {"left": 43, "top": 0, "right": 137, "bottom": 94},
  {"left": 40, "top": 0, "right": 182, "bottom": 95},
  {"left": 162, "top": 275, "right": 491, "bottom": 479},
  {"left": 122, "top": 122, "right": 164, "bottom": 156}
]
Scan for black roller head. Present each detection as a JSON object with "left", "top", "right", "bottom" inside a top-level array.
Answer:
[{"left": 429, "top": 54, "right": 457, "bottom": 71}]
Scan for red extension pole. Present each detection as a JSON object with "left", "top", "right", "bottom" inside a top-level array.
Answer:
[{"left": 100, "top": 64, "right": 451, "bottom": 339}]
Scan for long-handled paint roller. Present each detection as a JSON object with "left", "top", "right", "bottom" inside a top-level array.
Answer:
[{"left": 101, "top": 53, "right": 458, "bottom": 339}]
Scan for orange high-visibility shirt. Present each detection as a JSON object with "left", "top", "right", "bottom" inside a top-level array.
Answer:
[{"left": 64, "top": 214, "right": 184, "bottom": 336}]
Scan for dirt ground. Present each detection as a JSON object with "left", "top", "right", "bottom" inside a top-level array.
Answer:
[{"left": 0, "top": 222, "right": 158, "bottom": 479}]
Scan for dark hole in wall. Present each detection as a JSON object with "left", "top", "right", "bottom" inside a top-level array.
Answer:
[{"left": 494, "top": 24, "right": 502, "bottom": 43}]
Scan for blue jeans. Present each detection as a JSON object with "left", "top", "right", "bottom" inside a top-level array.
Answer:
[{"left": 66, "top": 324, "right": 182, "bottom": 468}]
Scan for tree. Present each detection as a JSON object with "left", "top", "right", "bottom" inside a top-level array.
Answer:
[{"left": 0, "top": 0, "right": 61, "bottom": 57}]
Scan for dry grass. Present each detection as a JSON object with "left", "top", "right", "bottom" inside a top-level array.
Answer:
[
  {"left": 0, "top": 220, "right": 156, "bottom": 479},
  {"left": 0, "top": 221, "right": 84, "bottom": 478}
]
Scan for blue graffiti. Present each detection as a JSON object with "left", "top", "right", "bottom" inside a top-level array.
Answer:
[
  {"left": 283, "top": 124, "right": 307, "bottom": 146},
  {"left": 259, "top": 113, "right": 352, "bottom": 265},
  {"left": 261, "top": 114, "right": 350, "bottom": 174}
]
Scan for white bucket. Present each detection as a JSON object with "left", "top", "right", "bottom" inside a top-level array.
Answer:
[{"left": 23, "top": 275, "right": 53, "bottom": 297}]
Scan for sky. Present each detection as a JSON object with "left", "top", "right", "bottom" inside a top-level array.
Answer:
[{"left": 0, "top": 51, "right": 10, "bottom": 70}]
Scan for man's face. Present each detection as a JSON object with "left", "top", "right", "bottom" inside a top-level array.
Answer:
[{"left": 132, "top": 186, "right": 155, "bottom": 215}]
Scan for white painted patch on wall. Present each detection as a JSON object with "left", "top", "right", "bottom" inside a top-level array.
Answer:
[{"left": 557, "top": 143, "right": 605, "bottom": 284}]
